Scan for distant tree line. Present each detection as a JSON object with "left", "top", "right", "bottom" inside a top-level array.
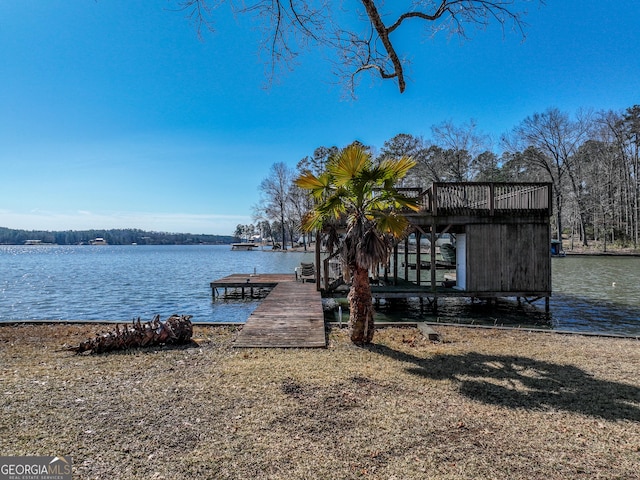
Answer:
[
  {"left": 0, "top": 227, "right": 235, "bottom": 246},
  {"left": 254, "top": 105, "right": 640, "bottom": 251}
]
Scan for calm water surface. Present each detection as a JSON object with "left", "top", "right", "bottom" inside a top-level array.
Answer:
[
  {"left": 550, "top": 256, "right": 640, "bottom": 334},
  {"left": 373, "top": 255, "right": 640, "bottom": 336},
  {"left": 0, "top": 245, "right": 313, "bottom": 324},
  {"left": 1, "top": 245, "right": 639, "bottom": 335}
]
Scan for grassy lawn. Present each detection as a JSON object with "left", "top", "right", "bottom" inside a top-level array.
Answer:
[{"left": 1, "top": 323, "right": 638, "bottom": 479}]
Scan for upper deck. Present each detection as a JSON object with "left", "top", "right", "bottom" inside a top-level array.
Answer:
[{"left": 399, "top": 182, "right": 552, "bottom": 225}]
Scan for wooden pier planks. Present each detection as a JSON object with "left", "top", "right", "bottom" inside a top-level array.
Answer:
[{"left": 234, "top": 281, "right": 326, "bottom": 348}]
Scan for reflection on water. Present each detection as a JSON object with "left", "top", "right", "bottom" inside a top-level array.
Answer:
[
  {"left": 335, "top": 256, "right": 640, "bottom": 336},
  {"left": 0, "top": 245, "right": 639, "bottom": 336},
  {"left": 368, "top": 296, "right": 553, "bottom": 330}
]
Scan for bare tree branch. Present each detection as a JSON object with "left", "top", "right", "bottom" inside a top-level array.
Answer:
[{"left": 173, "top": 1, "right": 542, "bottom": 95}]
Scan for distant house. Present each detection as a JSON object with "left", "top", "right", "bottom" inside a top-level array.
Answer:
[
  {"left": 24, "top": 239, "right": 56, "bottom": 245},
  {"left": 89, "top": 237, "right": 108, "bottom": 245}
]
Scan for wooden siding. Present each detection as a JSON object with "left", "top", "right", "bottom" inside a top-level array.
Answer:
[
  {"left": 465, "top": 225, "right": 502, "bottom": 292},
  {"left": 465, "top": 223, "right": 550, "bottom": 293}
]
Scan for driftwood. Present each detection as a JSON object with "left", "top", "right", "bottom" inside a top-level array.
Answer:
[{"left": 68, "top": 314, "right": 193, "bottom": 354}]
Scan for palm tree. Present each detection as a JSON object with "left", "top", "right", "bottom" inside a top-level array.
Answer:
[{"left": 295, "top": 144, "right": 419, "bottom": 344}]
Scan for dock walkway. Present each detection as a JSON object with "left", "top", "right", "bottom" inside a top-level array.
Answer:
[
  {"left": 211, "top": 274, "right": 326, "bottom": 348},
  {"left": 235, "top": 280, "right": 326, "bottom": 348}
]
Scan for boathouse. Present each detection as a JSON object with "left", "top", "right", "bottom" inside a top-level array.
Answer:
[{"left": 312, "top": 182, "right": 553, "bottom": 311}]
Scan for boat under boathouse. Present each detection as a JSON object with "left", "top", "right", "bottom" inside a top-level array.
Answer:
[{"left": 310, "top": 182, "right": 553, "bottom": 312}]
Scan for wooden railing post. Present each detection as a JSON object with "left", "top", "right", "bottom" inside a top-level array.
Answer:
[
  {"left": 404, "top": 236, "right": 409, "bottom": 281},
  {"left": 315, "top": 230, "right": 321, "bottom": 291},
  {"left": 489, "top": 183, "right": 495, "bottom": 215},
  {"left": 416, "top": 230, "right": 421, "bottom": 286},
  {"left": 432, "top": 183, "right": 438, "bottom": 216},
  {"left": 393, "top": 243, "right": 398, "bottom": 285},
  {"left": 430, "top": 221, "right": 437, "bottom": 293}
]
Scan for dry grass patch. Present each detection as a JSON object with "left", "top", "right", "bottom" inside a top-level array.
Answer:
[{"left": 1, "top": 323, "right": 639, "bottom": 479}]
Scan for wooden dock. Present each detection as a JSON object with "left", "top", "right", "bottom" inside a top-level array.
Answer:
[
  {"left": 211, "top": 274, "right": 326, "bottom": 348},
  {"left": 210, "top": 273, "right": 294, "bottom": 299},
  {"left": 235, "top": 281, "right": 326, "bottom": 348}
]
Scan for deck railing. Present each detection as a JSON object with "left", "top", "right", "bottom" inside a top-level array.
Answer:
[
  {"left": 375, "top": 182, "right": 551, "bottom": 216},
  {"left": 421, "top": 182, "right": 552, "bottom": 216}
]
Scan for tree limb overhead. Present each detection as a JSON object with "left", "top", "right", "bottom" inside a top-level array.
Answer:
[{"left": 176, "top": 1, "right": 541, "bottom": 94}]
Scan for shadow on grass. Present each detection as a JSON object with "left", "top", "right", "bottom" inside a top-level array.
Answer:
[{"left": 367, "top": 344, "right": 640, "bottom": 422}]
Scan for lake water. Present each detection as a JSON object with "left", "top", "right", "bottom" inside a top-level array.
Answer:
[
  {"left": 0, "top": 245, "right": 314, "bottom": 324},
  {"left": 549, "top": 256, "right": 640, "bottom": 335},
  {"left": 1, "top": 245, "right": 639, "bottom": 336}
]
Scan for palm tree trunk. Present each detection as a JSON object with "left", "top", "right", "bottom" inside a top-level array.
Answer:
[{"left": 348, "top": 266, "right": 375, "bottom": 344}]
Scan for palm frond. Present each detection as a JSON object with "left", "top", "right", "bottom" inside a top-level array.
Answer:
[
  {"left": 300, "top": 210, "right": 324, "bottom": 232},
  {"left": 318, "top": 193, "right": 347, "bottom": 219},
  {"left": 356, "top": 228, "right": 390, "bottom": 270},
  {"left": 324, "top": 224, "right": 341, "bottom": 254},
  {"left": 378, "top": 156, "right": 417, "bottom": 180},
  {"left": 296, "top": 143, "right": 418, "bottom": 271},
  {"left": 294, "top": 171, "right": 334, "bottom": 200},
  {"left": 391, "top": 192, "right": 421, "bottom": 212},
  {"left": 372, "top": 211, "right": 411, "bottom": 238},
  {"left": 330, "top": 145, "right": 371, "bottom": 187}
]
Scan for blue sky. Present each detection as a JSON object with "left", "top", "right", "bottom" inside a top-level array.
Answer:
[{"left": 1, "top": 1, "right": 638, "bottom": 235}]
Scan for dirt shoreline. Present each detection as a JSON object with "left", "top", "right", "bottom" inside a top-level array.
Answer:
[{"left": 1, "top": 323, "right": 638, "bottom": 479}]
